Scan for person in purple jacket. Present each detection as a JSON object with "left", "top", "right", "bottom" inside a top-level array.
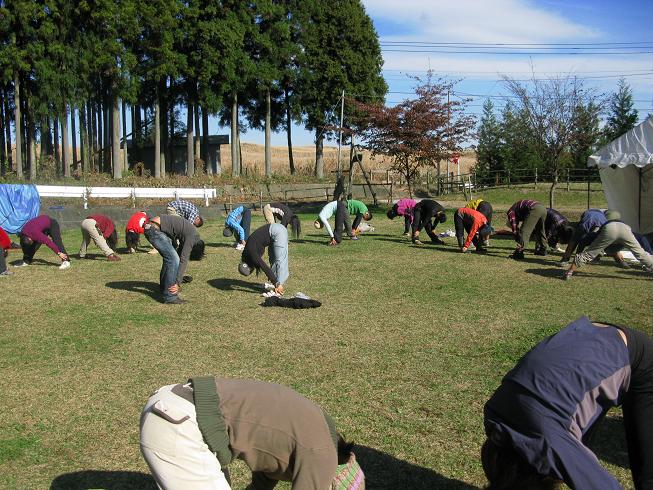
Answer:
[
  {"left": 17, "top": 215, "right": 70, "bottom": 269},
  {"left": 387, "top": 198, "right": 417, "bottom": 236},
  {"left": 482, "top": 317, "right": 653, "bottom": 490}
]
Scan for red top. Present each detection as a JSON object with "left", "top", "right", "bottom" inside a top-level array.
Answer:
[
  {"left": 0, "top": 226, "right": 11, "bottom": 250},
  {"left": 458, "top": 207, "right": 488, "bottom": 249},
  {"left": 126, "top": 212, "right": 148, "bottom": 234},
  {"left": 87, "top": 214, "right": 115, "bottom": 239}
]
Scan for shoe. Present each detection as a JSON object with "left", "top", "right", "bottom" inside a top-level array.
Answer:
[
  {"left": 0, "top": 270, "right": 13, "bottom": 276},
  {"left": 642, "top": 265, "right": 653, "bottom": 273},
  {"left": 431, "top": 237, "right": 445, "bottom": 245},
  {"left": 350, "top": 235, "right": 359, "bottom": 241},
  {"left": 15, "top": 261, "right": 29, "bottom": 267},
  {"left": 534, "top": 248, "right": 547, "bottom": 256},
  {"left": 235, "top": 243, "right": 245, "bottom": 251},
  {"left": 510, "top": 250, "right": 525, "bottom": 260},
  {"left": 147, "top": 248, "right": 159, "bottom": 255},
  {"left": 475, "top": 247, "right": 488, "bottom": 254},
  {"left": 165, "top": 297, "right": 187, "bottom": 304},
  {"left": 402, "top": 232, "right": 410, "bottom": 237},
  {"left": 129, "top": 247, "right": 136, "bottom": 254},
  {"left": 59, "top": 260, "right": 71, "bottom": 270},
  {"left": 617, "top": 261, "right": 631, "bottom": 269},
  {"left": 413, "top": 240, "right": 424, "bottom": 245},
  {"left": 107, "top": 254, "right": 121, "bottom": 262},
  {"left": 182, "top": 275, "right": 193, "bottom": 283},
  {"left": 563, "top": 271, "right": 573, "bottom": 281}
]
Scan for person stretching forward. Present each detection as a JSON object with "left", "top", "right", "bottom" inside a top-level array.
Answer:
[
  {"left": 411, "top": 199, "right": 447, "bottom": 245},
  {"left": 224, "top": 205, "right": 251, "bottom": 251},
  {"left": 17, "top": 215, "right": 70, "bottom": 269},
  {"left": 314, "top": 200, "right": 355, "bottom": 246},
  {"left": 140, "top": 376, "right": 364, "bottom": 490},
  {"left": 262, "top": 202, "right": 301, "bottom": 239},
  {"left": 238, "top": 223, "right": 289, "bottom": 296},
  {"left": 454, "top": 207, "right": 492, "bottom": 253},
  {"left": 483, "top": 316, "right": 653, "bottom": 490},
  {"left": 125, "top": 211, "right": 148, "bottom": 253},
  {"left": 506, "top": 199, "right": 548, "bottom": 259},
  {"left": 79, "top": 214, "right": 120, "bottom": 261},
  {"left": 387, "top": 198, "right": 417, "bottom": 236}
]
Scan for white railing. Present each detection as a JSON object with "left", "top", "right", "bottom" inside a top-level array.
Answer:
[{"left": 36, "top": 185, "right": 218, "bottom": 209}]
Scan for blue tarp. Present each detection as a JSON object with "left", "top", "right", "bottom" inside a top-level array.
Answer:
[{"left": 0, "top": 184, "right": 41, "bottom": 234}]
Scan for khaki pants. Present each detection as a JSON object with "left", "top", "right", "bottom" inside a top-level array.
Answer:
[
  {"left": 79, "top": 218, "right": 114, "bottom": 257},
  {"left": 262, "top": 204, "right": 276, "bottom": 224},
  {"left": 140, "top": 384, "right": 231, "bottom": 490},
  {"left": 575, "top": 221, "right": 653, "bottom": 269}
]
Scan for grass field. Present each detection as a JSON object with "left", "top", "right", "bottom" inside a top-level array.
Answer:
[{"left": 0, "top": 198, "right": 650, "bottom": 489}]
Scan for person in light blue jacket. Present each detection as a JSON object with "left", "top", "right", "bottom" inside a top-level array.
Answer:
[{"left": 223, "top": 205, "right": 251, "bottom": 251}]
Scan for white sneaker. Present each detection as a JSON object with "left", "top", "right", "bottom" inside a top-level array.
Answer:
[
  {"left": 235, "top": 243, "right": 245, "bottom": 251},
  {"left": 59, "top": 260, "right": 71, "bottom": 270},
  {"left": 14, "top": 261, "right": 29, "bottom": 267},
  {"left": 0, "top": 270, "right": 13, "bottom": 276}
]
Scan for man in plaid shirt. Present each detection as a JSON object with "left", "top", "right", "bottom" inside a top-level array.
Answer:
[
  {"left": 167, "top": 199, "right": 204, "bottom": 228},
  {"left": 506, "top": 199, "right": 548, "bottom": 259}
]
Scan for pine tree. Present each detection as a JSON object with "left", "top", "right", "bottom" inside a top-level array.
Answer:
[
  {"left": 603, "top": 78, "right": 638, "bottom": 143},
  {"left": 475, "top": 99, "right": 503, "bottom": 185}
]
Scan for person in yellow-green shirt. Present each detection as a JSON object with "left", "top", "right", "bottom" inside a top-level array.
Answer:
[{"left": 466, "top": 198, "right": 493, "bottom": 225}]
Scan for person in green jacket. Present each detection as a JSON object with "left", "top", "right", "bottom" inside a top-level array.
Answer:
[
  {"left": 140, "top": 376, "right": 365, "bottom": 489},
  {"left": 347, "top": 200, "right": 372, "bottom": 235}
]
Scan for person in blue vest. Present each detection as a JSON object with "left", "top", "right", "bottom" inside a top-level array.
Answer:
[
  {"left": 483, "top": 317, "right": 653, "bottom": 490},
  {"left": 223, "top": 205, "right": 251, "bottom": 251}
]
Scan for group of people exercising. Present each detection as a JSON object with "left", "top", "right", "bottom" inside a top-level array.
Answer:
[{"left": 2, "top": 194, "right": 652, "bottom": 489}]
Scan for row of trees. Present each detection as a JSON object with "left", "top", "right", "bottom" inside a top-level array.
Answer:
[
  {"left": 0, "top": 0, "right": 387, "bottom": 180},
  {"left": 476, "top": 77, "right": 642, "bottom": 205}
]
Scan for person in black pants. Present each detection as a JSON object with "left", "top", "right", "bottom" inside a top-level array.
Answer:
[{"left": 411, "top": 199, "right": 447, "bottom": 245}]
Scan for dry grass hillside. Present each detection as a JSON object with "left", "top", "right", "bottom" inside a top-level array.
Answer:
[{"left": 226, "top": 142, "right": 477, "bottom": 179}]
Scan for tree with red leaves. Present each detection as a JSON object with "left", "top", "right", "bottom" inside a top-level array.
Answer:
[{"left": 351, "top": 72, "right": 475, "bottom": 196}]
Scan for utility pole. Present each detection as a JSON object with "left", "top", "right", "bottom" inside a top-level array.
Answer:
[{"left": 337, "top": 90, "right": 345, "bottom": 177}]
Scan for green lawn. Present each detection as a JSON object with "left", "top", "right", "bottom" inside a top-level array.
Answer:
[{"left": 0, "top": 203, "right": 649, "bottom": 489}]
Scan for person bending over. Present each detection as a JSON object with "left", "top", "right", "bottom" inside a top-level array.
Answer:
[
  {"left": 387, "top": 198, "right": 416, "bottom": 236},
  {"left": 17, "top": 215, "right": 70, "bottom": 269},
  {"left": 166, "top": 198, "right": 203, "bottom": 227},
  {"left": 411, "top": 199, "right": 447, "bottom": 245},
  {"left": 126, "top": 211, "right": 148, "bottom": 253},
  {"left": 560, "top": 208, "right": 608, "bottom": 263},
  {"left": 144, "top": 215, "right": 201, "bottom": 304},
  {"left": 262, "top": 202, "right": 301, "bottom": 239},
  {"left": 347, "top": 199, "right": 373, "bottom": 235},
  {"left": 483, "top": 316, "right": 653, "bottom": 490},
  {"left": 466, "top": 198, "right": 493, "bottom": 225},
  {"left": 140, "top": 376, "right": 364, "bottom": 490},
  {"left": 543, "top": 208, "right": 573, "bottom": 252},
  {"left": 454, "top": 207, "right": 493, "bottom": 253},
  {"left": 314, "top": 200, "right": 355, "bottom": 246},
  {"left": 563, "top": 212, "right": 653, "bottom": 280},
  {"left": 0, "top": 226, "right": 12, "bottom": 276},
  {"left": 224, "top": 205, "right": 251, "bottom": 251},
  {"left": 506, "top": 199, "right": 548, "bottom": 259},
  {"left": 79, "top": 214, "right": 120, "bottom": 261},
  {"left": 238, "top": 223, "right": 288, "bottom": 295}
]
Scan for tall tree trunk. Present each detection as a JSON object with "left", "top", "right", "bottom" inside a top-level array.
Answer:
[
  {"left": 13, "top": 75, "right": 22, "bottom": 178},
  {"left": 96, "top": 101, "right": 102, "bottom": 172},
  {"left": 104, "top": 97, "right": 112, "bottom": 172},
  {"left": 284, "top": 89, "right": 295, "bottom": 175},
  {"left": 549, "top": 167, "right": 558, "bottom": 209},
  {"left": 230, "top": 92, "right": 239, "bottom": 176},
  {"left": 202, "top": 108, "right": 212, "bottom": 174},
  {"left": 265, "top": 88, "right": 272, "bottom": 177},
  {"left": 161, "top": 86, "right": 168, "bottom": 178},
  {"left": 168, "top": 97, "right": 175, "bottom": 167},
  {"left": 112, "top": 95, "right": 121, "bottom": 179},
  {"left": 121, "top": 99, "right": 128, "bottom": 172},
  {"left": 0, "top": 90, "right": 5, "bottom": 175},
  {"left": 79, "top": 104, "right": 88, "bottom": 173},
  {"left": 28, "top": 114, "right": 36, "bottom": 180},
  {"left": 186, "top": 99, "right": 194, "bottom": 176},
  {"left": 315, "top": 132, "right": 324, "bottom": 179},
  {"left": 194, "top": 103, "right": 200, "bottom": 166},
  {"left": 89, "top": 101, "right": 96, "bottom": 171},
  {"left": 154, "top": 92, "right": 161, "bottom": 179},
  {"left": 53, "top": 115, "right": 60, "bottom": 173},
  {"left": 62, "top": 105, "right": 71, "bottom": 177},
  {"left": 3, "top": 88, "right": 12, "bottom": 172},
  {"left": 71, "top": 105, "right": 78, "bottom": 172}
]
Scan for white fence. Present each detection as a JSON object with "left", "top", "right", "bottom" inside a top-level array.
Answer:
[{"left": 36, "top": 185, "right": 218, "bottom": 209}]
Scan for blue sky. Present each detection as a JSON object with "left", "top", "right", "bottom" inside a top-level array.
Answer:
[{"left": 217, "top": 1, "right": 653, "bottom": 147}]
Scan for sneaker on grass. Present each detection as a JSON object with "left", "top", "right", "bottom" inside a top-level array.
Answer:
[
  {"left": 15, "top": 261, "right": 29, "bottom": 267},
  {"left": 59, "top": 260, "right": 71, "bottom": 270},
  {"left": 0, "top": 270, "right": 13, "bottom": 276}
]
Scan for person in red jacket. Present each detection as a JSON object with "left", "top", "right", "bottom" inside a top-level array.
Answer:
[
  {"left": 454, "top": 207, "right": 493, "bottom": 253},
  {"left": 125, "top": 211, "right": 148, "bottom": 253},
  {"left": 79, "top": 214, "right": 120, "bottom": 261},
  {"left": 0, "top": 226, "right": 12, "bottom": 276}
]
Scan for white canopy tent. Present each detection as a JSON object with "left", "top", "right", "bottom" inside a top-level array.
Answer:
[{"left": 588, "top": 117, "right": 653, "bottom": 234}]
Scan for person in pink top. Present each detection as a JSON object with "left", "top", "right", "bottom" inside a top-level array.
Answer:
[
  {"left": 386, "top": 198, "right": 417, "bottom": 236},
  {"left": 17, "top": 215, "right": 70, "bottom": 269}
]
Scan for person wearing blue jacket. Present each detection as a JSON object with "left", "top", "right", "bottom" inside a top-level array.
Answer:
[
  {"left": 223, "top": 205, "right": 251, "bottom": 251},
  {"left": 482, "top": 316, "right": 653, "bottom": 490}
]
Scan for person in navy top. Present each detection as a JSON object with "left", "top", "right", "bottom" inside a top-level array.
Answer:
[{"left": 482, "top": 317, "right": 653, "bottom": 489}]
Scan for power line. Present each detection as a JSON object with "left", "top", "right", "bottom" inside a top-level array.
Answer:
[
  {"left": 379, "top": 41, "right": 653, "bottom": 47},
  {"left": 381, "top": 48, "right": 653, "bottom": 55}
]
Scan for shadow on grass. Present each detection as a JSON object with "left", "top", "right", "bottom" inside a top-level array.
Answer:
[
  {"left": 587, "top": 415, "right": 630, "bottom": 470},
  {"left": 105, "top": 280, "right": 161, "bottom": 300},
  {"left": 10, "top": 258, "right": 56, "bottom": 267},
  {"left": 50, "top": 470, "right": 156, "bottom": 490},
  {"left": 356, "top": 445, "right": 478, "bottom": 489},
  {"left": 208, "top": 278, "right": 261, "bottom": 293},
  {"left": 205, "top": 241, "right": 237, "bottom": 249},
  {"left": 524, "top": 268, "right": 630, "bottom": 281}
]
